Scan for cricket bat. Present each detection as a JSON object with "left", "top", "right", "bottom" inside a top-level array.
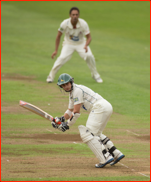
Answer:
[{"left": 19, "top": 100, "right": 61, "bottom": 125}]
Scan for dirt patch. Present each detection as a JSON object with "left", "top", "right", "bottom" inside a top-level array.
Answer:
[
  {"left": 1, "top": 150, "right": 150, "bottom": 180},
  {"left": 8, "top": 133, "right": 81, "bottom": 141},
  {"left": 1, "top": 73, "right": 36, "bottom": 81},
  {"left": 136, "top": 135, "right": 150, "bottom": 141},
  {"left": 1, "top": 132, "right": 150, "bottom": 180},
  {"left": 2, "top": 156, "right": 130, "bottom": 179},
  {"left": 1, "top": 105, "right": 29, "bottom": 113}
]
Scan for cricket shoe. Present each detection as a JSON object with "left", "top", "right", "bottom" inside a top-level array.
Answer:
[
  {"left": 110, "top": 153, "right": 125, "bottom": 166},
  {"left": 46, "top": 76, "right": 53, "bottom": 83},
  {"left": 95, "top": 155, "right": 114, "bottom": 168},
  {"left": 93, "top": 77, "right": 103, "bottom": 83}
]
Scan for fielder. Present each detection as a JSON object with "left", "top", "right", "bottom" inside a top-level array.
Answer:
[
  {"left": 46, "top": 7, "right": 103, "bottom": 84},
  {"left": 52, "top": 73, "right": 125, "bottom": 168}
]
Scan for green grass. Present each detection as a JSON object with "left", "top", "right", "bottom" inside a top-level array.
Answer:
[
  {"left": 2, "top": 176, "right": 149, "bottom": 181},
  {"left": 1, "top": 1, "right": 150, "bottom": 181},
  {"left": 1, "top": 143, "right": 93, "bottom": 157},
  {"left": 1, "top": 1, "right": 150, "bottom": 120},
  {"left": 2, "top": 142, "right": 149, "bottom": 158}
]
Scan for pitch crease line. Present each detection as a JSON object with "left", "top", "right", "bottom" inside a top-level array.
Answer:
[
  {"left": 119, "top": 162, "right": 150, "bottom": 178},
  {"left": 126, "top": 130, "right": 140, "bottom": 136}
]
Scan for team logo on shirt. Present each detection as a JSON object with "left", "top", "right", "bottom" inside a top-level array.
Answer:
[
  {"left": 70, "top": 35, "right": 79, "bottom": 41},
  {"left": 73, "top": 97, "right": 79, "bottom": 102}
]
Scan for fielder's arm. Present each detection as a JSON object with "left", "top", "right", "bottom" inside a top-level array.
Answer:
[
  {"left": 51, "top": 31, "right": 62, "bottom": 59},
  {"left": 84, "top": 33, "right": 92, "bottom": 52}
]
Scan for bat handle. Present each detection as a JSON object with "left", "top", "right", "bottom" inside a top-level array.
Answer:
[{"left": 53, "top": 118, "right": 62, "bottom": 125}]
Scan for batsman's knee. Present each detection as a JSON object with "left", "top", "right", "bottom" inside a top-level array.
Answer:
[{"left": 78, "top": 125, "right": 93, "bottom": 143}]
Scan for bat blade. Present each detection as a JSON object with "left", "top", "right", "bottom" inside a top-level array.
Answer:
[{"left": 19, "top": 100, "right": 61, "bottom": 124}]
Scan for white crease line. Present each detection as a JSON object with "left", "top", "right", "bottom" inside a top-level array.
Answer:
[
  {"left": 119, "top": 162, "right": 150, "bottom": 178},
  {"left": 46, "top": 129, "right": 52, "bottom": 132},
  {"left": 138, "top": 172, "right": 150, "bottom": 178},
  {"left": 126, "top": 130, "right": 140, "bottom": 136},
  {"left": 46, "top": 129, "right": 57, "bottom": 134},
  {"left": 125, "top": 130, "right": 150, "bottom": 178},
  {"left": 73, "top": 142, "right": 86, "bottom": 146},
  {"left": 119, "top": 162, "right": 129, "bottom": 168},
  {"left": 46, "top": 130, "right": 150, "bottom": 178}
]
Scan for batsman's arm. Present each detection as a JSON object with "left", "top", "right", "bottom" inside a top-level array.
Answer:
[
  {"left": 58, "top": 105, "right": 81, "bottom": 132},
  {"left": 66, "top": 104, "right": 81, "bottom": 127},
  {"left": 72, "top": 104, "right": 81, "bottom": 114},
  {"left": 64, "top": 109, "right": 73, "bottom": 120}
]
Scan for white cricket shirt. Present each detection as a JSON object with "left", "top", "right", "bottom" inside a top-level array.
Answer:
[
  {"left": 68, "top": 83, "right": 103, "bottom": 112},
  {"left": 58, "top": 18, "right": 90, "bottom": 45}
]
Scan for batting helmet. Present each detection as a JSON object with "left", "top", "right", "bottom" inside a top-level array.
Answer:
[{"left": 57, "top": 73, "right": 74, "bottom": 91}]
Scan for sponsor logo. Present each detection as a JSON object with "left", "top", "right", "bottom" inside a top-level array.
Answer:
[
  {"left": 70, "top": 35, "right": 79, "bottom": 41},
  {"left": 73, "top": 97, "right": 79, "bottom": 102}
]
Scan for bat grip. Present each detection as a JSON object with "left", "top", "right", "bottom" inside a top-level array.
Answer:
[{"left": 53, "top": 118, "right": 61, "bottom": 125}]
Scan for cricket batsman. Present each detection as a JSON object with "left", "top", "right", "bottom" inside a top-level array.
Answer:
[
  {"left": 52, "top": 73, "right": 125, "bottom": 168},
  {"left": 46, "top": 7, "right": 103, "bottom": 83}
]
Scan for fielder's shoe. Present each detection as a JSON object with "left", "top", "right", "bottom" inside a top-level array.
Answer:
[
  {"left": 46, "top": 76, "right": 53, "bottom": 83},
  {"left": 95, "top": 155, "right": 114, "bottom": 168},
  {"left": 110, "top": 153, "right": 125, "bottom": 166},
  {"left": 93, "top": 77, "right": 103, "bottom": 83}
]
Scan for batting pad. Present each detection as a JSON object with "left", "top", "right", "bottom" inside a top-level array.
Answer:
[{"left": 78, "top": 125, "right": 106, "bottom": 163}]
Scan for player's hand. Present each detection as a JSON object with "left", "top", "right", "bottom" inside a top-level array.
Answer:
[
  {"left": 58, "top": 122, "right": 69, "bottom": 132},
  {"left": 55, "top": 116, "right": 65, "bottom": 123},
  {"left": 84, "top": 45, "right": 88, "bottom": 53},
  {"left": 51, "top": 51, "right": 57, "bottom": 59},
  {"left": 51, "top": 121, "right": 59, "bottom": 129}
]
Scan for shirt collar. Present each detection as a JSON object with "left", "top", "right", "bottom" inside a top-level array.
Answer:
[
  {"left": 70, "top": 83, "right": 75, "bottom": 97},
  {"left": 68, "top": 18, "right": 80, "bottom": 29}
]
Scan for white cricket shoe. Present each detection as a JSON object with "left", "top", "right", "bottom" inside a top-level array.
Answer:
[
  {"left": 46, "top": 76, "right": 53, "bottom": 83},
  {"left": 93, "top": 77, "right": 103, "bottom": 83},
  {"left": 110, "top": 153, "right": 125, "bottom": 166},
  {"left": 95, "top": 155, "right": 114, "bottom": 168}
]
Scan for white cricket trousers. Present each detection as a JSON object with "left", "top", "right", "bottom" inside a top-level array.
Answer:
[
  {"left": 48, "top": 41, "right": 100, "bottom": 81},
  {"left": 86, "top": 99, "right": 113, "bottom": 137}
]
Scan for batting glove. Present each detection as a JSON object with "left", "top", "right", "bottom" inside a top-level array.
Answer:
[
  {"left": 51, "top": 121, "right": 58, "bottom": 129},
  {"left": 58, "top": 122, "right": 69, "bottom": 132},
  {"left": 55, "top": 116, "right": 65, "bottom": 123}
]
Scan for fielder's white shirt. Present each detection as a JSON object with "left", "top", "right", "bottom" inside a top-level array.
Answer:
[
  {"left": 68, "top": 83, "right": 103, "bottom": 112},
  {"left": 58, "top": 18, "right": 90, "bottom": 45}
]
